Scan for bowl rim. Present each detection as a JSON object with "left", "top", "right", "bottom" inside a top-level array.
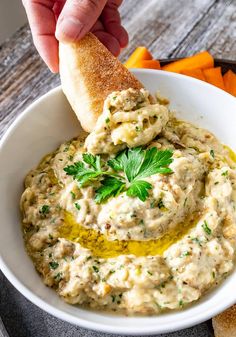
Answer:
[{"left": 0, "top": 69, "right": 236, "bottom": 335}]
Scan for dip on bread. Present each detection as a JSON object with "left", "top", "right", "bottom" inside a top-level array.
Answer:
[{"left": 20, "top": 88, "right": 236, "bottom": 314}]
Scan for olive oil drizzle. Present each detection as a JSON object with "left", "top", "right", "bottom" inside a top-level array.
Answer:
[
  {"left": 56, "top": 143, "right": 236, "bottom": 259},
  {"left": 224, "top": 145, "right": 236, "bottom": 163},
  {"left": 58, "top": 212, "right": 199, "bottom": 258}
]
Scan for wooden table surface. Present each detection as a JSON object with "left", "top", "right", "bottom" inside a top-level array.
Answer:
[{"left": 0, "top": 0, "right": 235, "bottom": 336}]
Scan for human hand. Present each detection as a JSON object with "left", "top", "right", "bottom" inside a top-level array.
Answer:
[{"left": 22, "top": 0, "right": 129, "bottom": 73}]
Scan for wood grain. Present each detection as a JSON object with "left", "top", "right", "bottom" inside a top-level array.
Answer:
[
  {"left": 120, "top": 0, "right": 217, "bottom": 60},
  {"left": 172, "top": 0, "right": 236, "bottom": 58},
  {"left": 0, "top": 0, "right": 235, "bottom": 140}
]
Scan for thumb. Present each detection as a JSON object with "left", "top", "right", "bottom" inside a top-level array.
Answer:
[{"left": 55, "top": 0, "right": 107, "bottom": 42}]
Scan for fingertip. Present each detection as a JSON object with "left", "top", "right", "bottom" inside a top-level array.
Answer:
[
  {"left": 48, "top": 63, "right": 59, "bottom": 73},
  {"left": 55, "top": 17, "right": 85, "bottom": 42},
  {"left": 94, "top": 31, "right": 121, "bottom": 56},
  {"left": 34, "top": 36, "right": 59, "bottom": 73},
  {"left": 55, "top": 0, "right": 107, "bottom": 42},
  {"left": 118, "top": 26, "right": 129, "bottom": 48},
  {"left": 102, "top": 23, "right": 129, "bottom": 48}
]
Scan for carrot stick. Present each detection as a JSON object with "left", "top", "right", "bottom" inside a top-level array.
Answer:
[
  {"left": 124, "top": 47, "right": 153, "bottom": 68},
  {"left": 132, "top": 59, "right": 161, "bottom": 70},
  {"left": 203, "top": 67, "right": 225, "bottom": 90},
  {"left": 223, "top": 70, "right": 236, "bottom": 96},
  {"left": 181, "top": 68, "right": 206, "bottom": 81},
  {"left": 162, "top": 51, "right": 214, "bottom": 73}
]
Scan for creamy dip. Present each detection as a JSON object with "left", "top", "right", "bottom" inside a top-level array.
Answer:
[{"left": 20, "top": 89, "right": 236, "bottom": 314}]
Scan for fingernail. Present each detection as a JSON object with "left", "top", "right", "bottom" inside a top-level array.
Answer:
[{"left": 55, "top": 17, "right": 84, "bottom": 41}]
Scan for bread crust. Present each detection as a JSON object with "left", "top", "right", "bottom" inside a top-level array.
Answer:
[
  {"left": 59, "top": 33, "right": 143, "bottom": 132},
  {"left": 212, "top": 304, "right": 236, "bottom": 337}
]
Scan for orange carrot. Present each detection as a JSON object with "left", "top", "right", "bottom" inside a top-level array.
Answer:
[
  {"left": 203, "top": 67, "right": 225, "bottom": 90},
  {"left": 162, "top": 51, "right": 214, "bottom": 73},
  {"left": 223, "top": 70, "right": 236, "bottom": 96},
  {"left": 124, "top": 47, "right": 153, "bottom": 68},
  {"left": 132, "top": 59, "right": 161, "bottom": 70},
  {"left": 181, "top": 68, "right": 206, "bottom": 81}
]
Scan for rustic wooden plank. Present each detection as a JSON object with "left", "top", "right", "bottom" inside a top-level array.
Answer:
[
  {"left": 0, "top": 25, "right": 58, "bottom": 138},
  {"left": 171, "top": 0, "right": 236, "bottom": 59},
  {"left": 120, "top": 0, "right": 216, "bottom": 61},
  {"left": 119, "top": 0, "right": 148, "bottom": 23}
]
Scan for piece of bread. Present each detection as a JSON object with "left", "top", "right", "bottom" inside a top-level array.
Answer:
[
  {"left": 59, "top": 33, "right": 143, "bottom": 132},
  {"left": 212, "top": 304, "right": 236, "bottom": 337}
]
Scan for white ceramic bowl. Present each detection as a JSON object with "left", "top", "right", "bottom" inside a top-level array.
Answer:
[{"left": 0, "top": 70, "right": 236, "bottom": 335}]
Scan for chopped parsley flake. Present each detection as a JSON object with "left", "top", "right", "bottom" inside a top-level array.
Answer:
[
  {"left": 105, "top": 117, "right": 110, "bottom": 124},
  {"left": 180, "top": 251, "right": 190, "bottom": 257},
  {"left": 39, "top": 205, "right": 50, "bottom": 216},
  {"left": 74, "top": 202, "right": 81, "bottom": 210},
  {"left": 210, "top": 149, "right": 215, "bottom": 158},
  {"left": 202, "top": 220, "right": 212, "bottom": 235},
  {"left": 92, "top": 265, "right": 99, "bottom": 273},
  {"left": 222, "top": 170, "right": 228, "bottom": 177},
  {"left": 49, "top": 261, "right": 59, "bottom": 270},
  {"left": 70, "top": 191, "right": 76, "bottom": 199},
  {"left": 63, "top": 146, "right": 69, "bottom": 152},
  {"left": 157, "top": 199, "right": 164, "bottom": 209},
  {"left": 54, "top": 272, "right": 63, "bottom": 280}
]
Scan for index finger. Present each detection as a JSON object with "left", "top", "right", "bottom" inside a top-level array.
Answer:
[{"left": 22, "top": 0, "right": 60, "bottom": 72}]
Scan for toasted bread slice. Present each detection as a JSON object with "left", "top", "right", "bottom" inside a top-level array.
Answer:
[
  {"left": 59, "top": 33, "right": 143, "bottom": 132},
  {"left": 212, "top": 305, "right": 236, "bottom": 337}
]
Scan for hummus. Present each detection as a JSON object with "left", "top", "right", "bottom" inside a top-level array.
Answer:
[{"left": 20, "top": 89, "right": 236, "bottom": 314}]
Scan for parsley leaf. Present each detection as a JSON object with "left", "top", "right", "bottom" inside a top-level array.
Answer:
[
  {"left": 95, "top": 177, "right": 125, "bottom": 204},
  {"left": 64, "top": 161, "right": 84, "bottom": 176},
  {"left": 64, "top": 158, "right": 103, "bottom": 187},
  {"left": 122, "top": 147, "right": 145, "bottom": 182},
  {"left": 82, "top": 153, "right": 101, "bottom": 170},
  {"left": 107, "top": 150, "right": 128, "bottom": 172},
  {"left": 135, "top": 148, "right": 173, "bottom": 179},
  {"left": 127, "top": 180, "right": 152, "bottom": 201},
  {"left": 64, "top": 147, "right": 173, "bottom": 203},
  {"left": 108, "top": 147, "right": 173, "bottom": 201},
  {"left": 109, "top": 147, "right": 173, "bottom": 181}
]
